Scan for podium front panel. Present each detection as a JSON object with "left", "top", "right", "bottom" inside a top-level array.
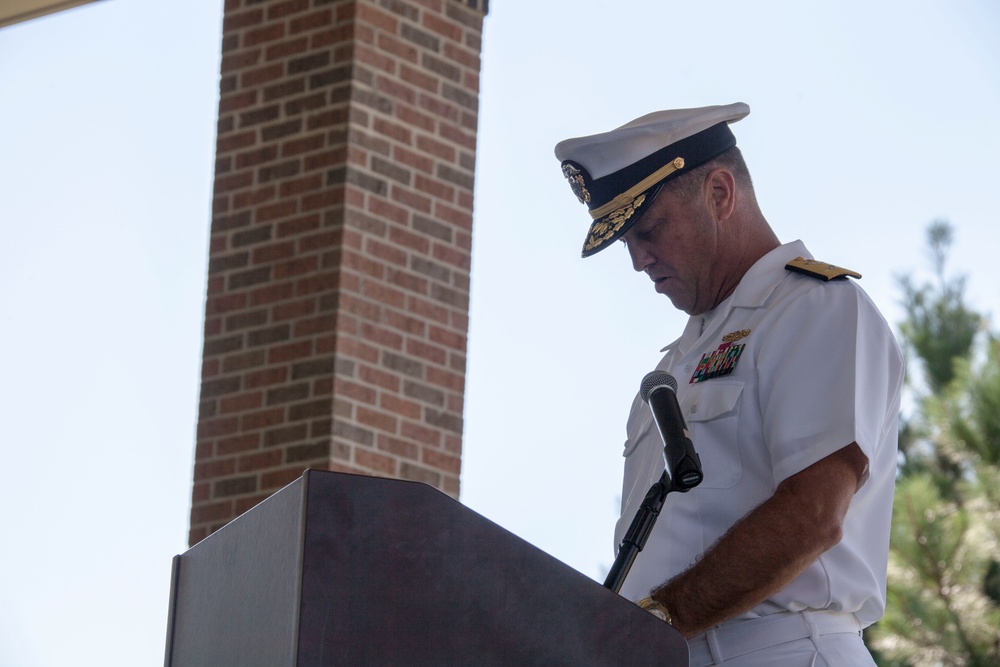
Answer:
[{"left": 165, "top": 470, "right": 688, "bottom": 666}]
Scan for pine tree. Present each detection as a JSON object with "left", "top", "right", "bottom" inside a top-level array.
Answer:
[{"left": 868, "top": 221, "right": 1000, "bottom": 666}]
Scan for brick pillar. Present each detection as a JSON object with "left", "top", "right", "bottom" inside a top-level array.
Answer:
[{"left": 191, "top": 0, "right": 488, "bottom": 545}]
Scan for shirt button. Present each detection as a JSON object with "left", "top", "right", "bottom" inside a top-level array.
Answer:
[
  {"left": 684, "top": 364, "right": 692, "bottom": 372},
  {"left": 689, "top": 404, "right": 697, "bottom": 415}
]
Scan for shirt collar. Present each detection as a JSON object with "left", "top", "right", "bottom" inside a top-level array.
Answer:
[
  {"left": 728, "top": 239, "right": 811, "bottom": 309},
  {"left": 660, "top": 240, "right": 810, "bottom": 352}
]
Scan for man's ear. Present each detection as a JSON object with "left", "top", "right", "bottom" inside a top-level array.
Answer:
[{"left": 706, "top": 168, "right": 737, "bottom": 221}]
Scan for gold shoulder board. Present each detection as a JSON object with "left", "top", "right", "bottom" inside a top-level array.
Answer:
[{"left": 785, "top": 257, "right": 862, "bottom": 281}]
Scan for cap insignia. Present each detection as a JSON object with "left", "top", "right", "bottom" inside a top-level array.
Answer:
[
  {"left": 584, "top": 193, "right": 646, "bottom": 253},
  {"left": 561, "top": 163, "right": 591, "bottom": 205}
]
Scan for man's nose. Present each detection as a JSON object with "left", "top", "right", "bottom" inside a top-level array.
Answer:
[{"left": 626, "top": 239, "right": 654, "bottom": 273}]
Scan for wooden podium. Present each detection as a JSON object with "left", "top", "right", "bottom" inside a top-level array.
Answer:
[{"left": 164, "top": 470, "right": 688, "bottom": 666}]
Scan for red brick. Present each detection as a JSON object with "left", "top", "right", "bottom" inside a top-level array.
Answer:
[
  {"left": 219, "top": 91, "right": 259, "bottom": 114},
  {"left": 240, "top": 407, "right": 287, "bottom": 431},
  {"left": 244, "top": 23, "right": 285, "bottom": 47},
  {"left": 267, "top": 0, "right": 310, "bottom": 20},
  {"left": 384, "top": 309, "right": 427, "bottom": 337},
  {"left": 356, "top": 3, "right": 398, "bottom": 33},
  {"left": 356, "top": 406, "right": 398, "bottom": 433},
  {"left": 338, "top": 336, "right": 381, "bottom": 364},
  {"left": 272, "top": 297, "right": 316, "bottom": 321},
  {"left": 357, "top": 363, "right": 402, "bottom": 392},
  {"left": 443, "top": 41, "right": 480, "bottom": 71},
  {"left": 443, "top": 431, "right": 463, "bottom": 455},
  {"left": 400, "top": 419, "right": 441, "bottom": 447},
  {"left": 282, "top": 133, "right": 326, "bottom": 158},
  {"left": 416, "top": 93, "right": 459, "bottom": 123},
  {"left": 261, "top": 467, "right": 307, "bottom": 490},
  {"left": 217, "top": 433, "right": 261, "bottom": 456},
  {"left": 388, "top": 225, "right": 430, "bottom": 254},
  {"left": 256, "top": 200, "right": 299, "bottom": 223},
  {"left": 372, "top": 117, "right": 413, "bottom": 144},
  {"left": 426, "top": 365, "right": 464, "bottom": 393},
  {"left": 221, "top": 48, "right": 263, "bottom": 73},
  {"left": 399, "top": 65, "right": 439, "bottom": 96},
  {"left": 354, "top": 43, "right": 397, "bottom": 75},
  {"left": 367, "top": 197, "right": 411, "bottom": 225},
  {"left": 340, "top": 294, "right": 382, "bottom": 323},
  {"left": 293, "top": 314, "right": 337, "bottom": 337},
  {"left": 223, "top": 8, "right": 263, "bottom": 33},
  {"left": 335, "top": 378, "right": 378, "bottom": 405},
  {"left": 249, "top": 281, "right": 295, "bottom": 306},
  {"left": 192, "top": 0, "right": 486, "bottom": 544},
  {"left": 252, "top": 240, "right": 296, "bottom": 264},
  {"left": 295, "top": 272, "right": 340, "bottom": 297},
  {"left": 380, "top": 393, "right": 422, "bottom": 420},
  {"left": 301, "top": 188, "right": 344, "bottom": 212},
  {"left": 415, "top": 134, "right": 455, "bottom": 162},
  {"left": 215, "top": 171, "right": 254, "bottom": 194},
  {"left": 316, "top": 334, "right": 338, "bottom": 354},
  {"left": 375, "top": 75, "right": 418, "bottom": 105},
  {"left": 377, "top": 33, "right": 419, "bottom": 63},
  {"left": 393, "top": 145, "right": 435, "bottom": 174},
  {"left": 432, "top": 242, "right": 471, "bottom": 271},
  {"left": 238, "top": 449, "right": 283, "bottom": 472},
  {"left": 268, "top": 340, "right": 314, "bottom": 364},
  {"left": 277, "top": 213, "right": 322, "bottom": 238},
  {"left": 422, "top": 12, "right": 462, "bottom": 43},
  {"left": 194, "top": 457, "right": 236, "bottom": 482},
  {"left": 220, "top": 391, "right": 264, "bottom": 414},
  {"left": 429, "top": 325, "right": 466, "bottom": 351},
  {"left": 274, "top": 256, "right": 320, "bottom": 279},
  {"left": 265, "top": 37, "right": 309, "bottom": 61},
  {"left": 438, "top": 122, "right": 476, "bottom": 151},
  {"left": 233, "top": 185, "right": 277, "bottom": 210},
  {"left": 377, "top": 434, "right": 419, "bottom": 460},
  {"left": 354, "top": 448, "right": 398, "bottom": 475},
  {"left": 289, "top": 9, "right": 333, "bottom": 35},
  {"left": 360, "top": 321, "right": 404, "bottom": 350},
  {"left": 304, "top": 147, "right": 349, "bottom": 171},
  {"left": 245, "top": 367, "right": 289, "bottom": 389},
  {"left": 422, "top": 447, "right": 461, "bottom": 475},
  {"left": 414, "top": 173, "right": 455, "bottom": 201},
  {"left": 391, "top": 185, "right": 432, "bottom": 213},
  {"left": 406, "top": 338, "right": 446, "bottom": 365},
  {"left": 197, "top": 415, "right": 240, "bottom": 440},
  {"left": 396, "top": 103, "right": 437, "bottom": 133}
]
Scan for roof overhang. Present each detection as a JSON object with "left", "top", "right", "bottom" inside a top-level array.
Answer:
[{"left": 0, "top": 0, "right": 104, "bottom": 29}]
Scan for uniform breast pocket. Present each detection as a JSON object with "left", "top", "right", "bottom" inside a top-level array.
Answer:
[{"left": 683, "top": 380, "right": 744, "bottom": 489}]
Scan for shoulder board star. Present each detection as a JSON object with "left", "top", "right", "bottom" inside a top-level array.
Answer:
[{"left": 785, "top": 256, "right": 862, "bottom": 281}]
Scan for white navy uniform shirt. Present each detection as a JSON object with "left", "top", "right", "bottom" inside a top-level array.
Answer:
[{"left": 615, "top": 240, "right": 904, "bottom": 628}]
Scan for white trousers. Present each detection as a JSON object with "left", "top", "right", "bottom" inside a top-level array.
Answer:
[{"left": 686, "top": 610, "right": 876, "bottom": 666}]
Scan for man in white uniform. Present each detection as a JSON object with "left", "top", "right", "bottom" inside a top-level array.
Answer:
[{"left": 554, "top": 104, "right": 903, "bottom": 666}]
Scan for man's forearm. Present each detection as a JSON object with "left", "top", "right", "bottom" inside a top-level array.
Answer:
[{"left": 651, "top": 443, "right": 867, "bottom": 637}]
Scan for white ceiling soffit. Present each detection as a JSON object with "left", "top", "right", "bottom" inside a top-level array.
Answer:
[{"left": 0, "top": 0, "right": 104, "bottom": 30}]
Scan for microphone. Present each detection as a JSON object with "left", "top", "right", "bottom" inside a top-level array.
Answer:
[{"left": 639, "top": 371, "right": 704, "bottom": 490}]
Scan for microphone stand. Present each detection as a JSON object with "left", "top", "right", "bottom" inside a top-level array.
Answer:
[{"left": 603, "top": 470, "right": 681, "bottom": 593}]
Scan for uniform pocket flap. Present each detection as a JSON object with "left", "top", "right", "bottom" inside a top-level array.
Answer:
[{"left": 685, "top": 381, "right": 744, "bottom": 422}]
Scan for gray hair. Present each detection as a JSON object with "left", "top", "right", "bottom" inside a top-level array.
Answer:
[{"left": 665, "top": 146, "right": 754, "bottom": 201}]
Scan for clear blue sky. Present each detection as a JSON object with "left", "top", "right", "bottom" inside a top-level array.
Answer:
[{"left": 0, "top": 1, "right": 997, "bottom": 665}]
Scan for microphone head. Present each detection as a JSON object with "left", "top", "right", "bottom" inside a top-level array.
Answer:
[{"left": 640, "top": 370, "right": 678, "bottom": 402}]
